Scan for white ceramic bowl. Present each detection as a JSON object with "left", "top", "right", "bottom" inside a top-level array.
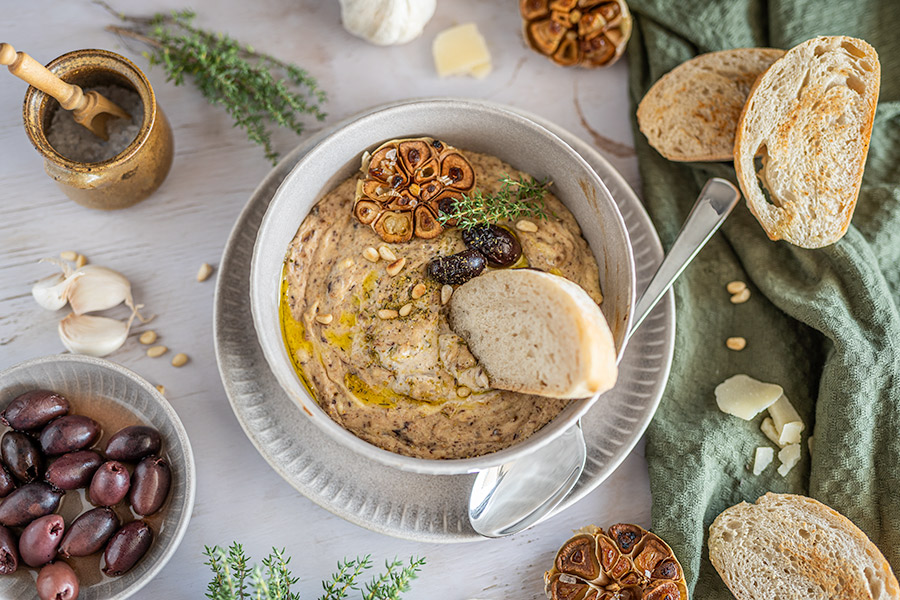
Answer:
[
  {"left": 250, "top": 99, "right": 634, "bottom": 475},
  {"left": 0, "top": 354, "right": 195, "bottom": 600}
]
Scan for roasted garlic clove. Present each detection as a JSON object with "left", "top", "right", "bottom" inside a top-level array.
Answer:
[
  {"left": 545, "top": 524, "right": 688, "bottom": 600},
  {"left": 520, "top": 0, "right": 632, "bottom": 68},
  {"left": 555, "top": 534, "right": 602, "bottom": 581},
  {"left": 353, "top": 136, "right": 476, "bottom": 242},
  {"left": 608, "top": 523, "right": 644, "bottom": 554}
]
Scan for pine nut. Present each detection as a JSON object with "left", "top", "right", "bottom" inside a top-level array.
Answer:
[
  {"left": 155, "top": 385, "right": 166, "bottom": 395},
  {"left": 441, "top": 285, "right": 453, "bottom": 305},
  {"left": 378, "top": 245, "right": 397, "bottom": 261},
  {"left": 171, "top": 353, "right": 189, "bottom": 367},
  {"left": 315, "top": 314, "right": 333, "bottom": 325},
  {"left": 363, "top": 247, "right": 380, "bottom": 263},
  {"left": 515, "top": 219, "right": 538, "bottom": 232},
  {"left": 726, "top": 337, "right": 747, "bottom": 351},
  {"left": 730, "top": 288, "right": 751, "bottom": 304},
  {"left": 146, "top": 345, "right": 168, "bottom": 358},
  {"left": 411, "top": 282, "right": 427, "bottom": 299},
  {"left": 378, "top": 309, "right": 398, "bottom": 320},
  {"left": 197, "top": 262, "right": 214, "bottom": 282},
  {"left": 139, "top": 330, "right": 158, "bottom": 345},
  {"left": 75, "top": 254, "right": 87, "bottom": 268},
  {"left": 726, "top": 280, "right": 747, "bottom": 294},
  {"left": 457, "top": 386, "right": 471, "bottom": 398},
  {"left": 399, "top": 303, "right": 413, "bottom": 317},
  {"left": 386, "top": 257, "right": 406, "bottom": 276},
  {"left": 60, "top": 250, "right": 78, "bottom": 262}
]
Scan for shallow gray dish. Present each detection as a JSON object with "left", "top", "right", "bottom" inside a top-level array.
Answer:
[
  {"left": 0, "top": 354, "right": 195, "bottom": 599},
  {"left": 214, "top": 99, "right": 674, "bottom": 542}
]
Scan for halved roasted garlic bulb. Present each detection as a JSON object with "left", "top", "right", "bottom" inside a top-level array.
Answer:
[
  {"left": 520, "top": 0, "right": 633, "bottom": 68},
  {"left": 545, "top": 523, "right": 688, "bottom": 600},
  {"left": 353, "top": 137, "right": 476, "bottom": 242}
]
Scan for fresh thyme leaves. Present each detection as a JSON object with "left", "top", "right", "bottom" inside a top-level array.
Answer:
[
  {"left": 99, "top": 2, "right": 326, "bottom": 164},
  {"left": 438, "top": 174, "right": 552, "bottom": 230},
  {"left": 203, "top": 544, "right": 424, "bottom": 600}
]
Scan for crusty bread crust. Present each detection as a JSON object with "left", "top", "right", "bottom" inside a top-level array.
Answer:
[
  {"left": 734, "top": 36, "right": 881, "bottom": 248},
  {"left": 637, "top": 48, "right": 784, "bottom": 162},
  {"left": 448, "top": 269, "right": 617, "bottom": 399},
  {"left": 709, "top": 493, "right": 900, "bottom": 600}
]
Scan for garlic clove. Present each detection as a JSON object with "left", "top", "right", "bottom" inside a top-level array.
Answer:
[
  {"left": 67, "top": 265, "right": 134, "bottom": 316},
  {"left": 58, "top": 313, "right": 130, "bottom": 357},
  {"left": 32, "top": 273, "right": 72, "bottom": 311}
]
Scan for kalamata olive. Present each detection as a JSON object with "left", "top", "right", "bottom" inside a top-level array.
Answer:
[
  {"left": 19, "top": 514, "right": 64, "bottom": 568},
  {"left": 104, "top": 425, "right": 162, "bottom": 462},
  {"left": 1, "top": 390, "right": 69, "bottom": 431},
  {"left": 1, "top": 430, "right": 44, "bottom": 483},
  {"left": 59, "top": 507, "right": 119, "bottom": 558},
  {"left": 0, "top": 483, "right": 63, "bottom": 527},
  {"left": 0, "top": 525, "right": 19, "bottom": 574},
  {"left": 461, "top": 225, "right": 523, "bottom": 267},
  {"left": 36, "top": 561, "right": 79, "bottom": 600},
  {"left": 46, "top": 450, "right": 104, "bottom": 490},
  {"left": 0, "top": 464, "right": 16, "bottom": 498},
  {"left": 40, "top": 415, "right": 101, "bottom": 455},
  {"left": 103, "top": 520, "right": 152, "bottom": 576},
  {"left": 427, "top": 249, "right": 486, "bottom": 285},
  {"left": 130, "top": 456, "right": 171, "bottom": 516},
  {"left": 90, "top": 461, "right": 130, "bottom": 506}
]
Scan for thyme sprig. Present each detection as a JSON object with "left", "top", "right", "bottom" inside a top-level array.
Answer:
[
  {"left": 99, "top": 2, "right": 326, "bottom": 164},
  {"left": 439, "top": 174, "right": 552, "bottom": 230},
  {"left": 203, "top": 544, "right": 424, "bottom": 600}
]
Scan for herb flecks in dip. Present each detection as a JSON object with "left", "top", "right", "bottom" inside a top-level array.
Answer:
[{"left": 281, "top": 149, "right": 603, "bottom": 459}]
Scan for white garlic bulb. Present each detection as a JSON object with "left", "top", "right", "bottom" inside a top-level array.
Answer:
[{"left": 339, "top": 0, "right": 436, "bottom": 46}]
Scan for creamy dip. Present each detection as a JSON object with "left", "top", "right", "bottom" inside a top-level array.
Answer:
[{"left": 281, "top": 149, "right": 603, "bottom": 459}]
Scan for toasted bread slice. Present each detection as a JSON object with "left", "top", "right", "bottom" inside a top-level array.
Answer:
[
  {"left": 448, "top": 269, "right": 617, "bottom": 399},
  {"left": 734, "top": 36, "right": 880, "bottom": 248},
  {"left": 637, "top": 48, "right": 784, "bottom": 162},
  {"left": 709, "top": 493, "right": 900, "bottom": 600}
]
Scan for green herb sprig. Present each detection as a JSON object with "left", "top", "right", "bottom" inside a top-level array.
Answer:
[
  {"left": 99, "top": 2, "right": 326, "bottom": 164},
  {"left": 203, "top": 544, "right": 424, "bottom": 600},
  {"left": 439, "top": 174, "right": 552, "bottom": 230}
]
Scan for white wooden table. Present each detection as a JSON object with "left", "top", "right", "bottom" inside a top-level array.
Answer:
[{"left": 0, "top": 1, "right": 650, "bottom": 598}]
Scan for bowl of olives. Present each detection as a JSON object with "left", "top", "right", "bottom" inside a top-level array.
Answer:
[
  {"left": 248, "top": 98, "right": 636, "bottom": 476},
  {"left": 0, "top": 354, "right": 195, "bottom": 599}
]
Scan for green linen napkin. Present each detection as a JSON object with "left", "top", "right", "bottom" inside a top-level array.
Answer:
[{"left": 625, "top": 0, "right": 900, "bottom": 596}]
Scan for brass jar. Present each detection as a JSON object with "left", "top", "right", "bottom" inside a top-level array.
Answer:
[{"left": 23, "top": 49, "right": 173, "bottom": 210}]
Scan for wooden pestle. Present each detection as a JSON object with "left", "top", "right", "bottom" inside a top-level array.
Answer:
[{"left": 0, "top": 42, "right": 130, "bottom": 140}]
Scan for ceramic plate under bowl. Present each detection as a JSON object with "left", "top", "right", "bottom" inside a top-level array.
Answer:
[
  {"left": 214, "top": 99, "right": 675, "bottom": 542},
  {"left": 0, "top": 354, "right": 195, "bottom": 600},
  {"left": 249, "top": 98, "right": 635, "bottom": 475}
]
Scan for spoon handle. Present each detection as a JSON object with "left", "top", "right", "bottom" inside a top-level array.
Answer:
[
  {"left": 628, "top": 178, "right": 741, "bottom": 338},
  {"left": 0, "top": 43, "right": 86, "bottom": 111}
]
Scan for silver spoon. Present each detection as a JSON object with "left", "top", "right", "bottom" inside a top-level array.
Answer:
[{"left": 468, "top": 177, "right": 741, "bottom": 538}]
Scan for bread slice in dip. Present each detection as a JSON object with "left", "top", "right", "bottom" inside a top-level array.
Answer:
[{"left": 449, "top": 269, "right": 617, "bottom": 399}]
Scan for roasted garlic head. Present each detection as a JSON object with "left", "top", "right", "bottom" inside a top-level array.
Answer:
[
  {"left": 520, "top": 0, "right": 633, "bottom": 68},
  {"left": 354, "top": 137, "right": 476, "bottom": 242},
  {"left": 545, "top": 524, "right": 688, "bottom": 600}
]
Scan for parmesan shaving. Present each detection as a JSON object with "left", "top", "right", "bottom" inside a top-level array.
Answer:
[
  {"left": 753, "top": 447, "right": 774, "bottom": 475},
  {"left": 777, "top": 443, "right": 801, "bottom": 476},
  {"left": 432, "top": 23, "right": 492, "bottom": 79},
  {"left": 715, "top": 374, "right": 783, "bottom": 420}
]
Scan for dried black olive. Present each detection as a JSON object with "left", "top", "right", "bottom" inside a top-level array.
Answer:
[
  {"left": 461, "top": 225, "right": 523, "bottom": 267},
  {"left": 427, "top": 249, "right": 486, "bottom": 285}
]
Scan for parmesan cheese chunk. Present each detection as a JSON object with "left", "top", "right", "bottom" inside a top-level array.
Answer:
[
  {"left": 432, "top": 23, "right": 492, "bottom": 79},
  {"left": 778, "top": 421, "right": 804, "bottom": 446},
  {"left": 760, "top": 417, "right": 782, "bottom": 446},
  {"left": 768, "top": 394, "right": 802, "bottom": 434},
  {"left": 753, "top": 447, "right": 774, "bottom": 475},
  {"left": 715, "top": 375, "right": 784, "bottom": 420},
  {"left": 777, "top": 443, "right": 801, "bottom": 476}
]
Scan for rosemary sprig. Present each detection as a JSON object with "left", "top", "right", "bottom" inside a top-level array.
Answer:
[
  {"left": 204, "top": 544, "right": 424, "bottom": 600},
  {"left": 439, "top": 174, "right": 552, "bottom": 230},
  {"left": 99, "top": 2, "right": 326, "bottom": 164}
]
